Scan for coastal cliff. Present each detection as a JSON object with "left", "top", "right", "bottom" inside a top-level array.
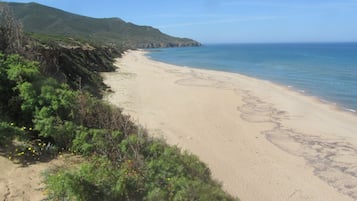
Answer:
[{"left": 33, "top": 43, "right": 120, "bottom": 97}]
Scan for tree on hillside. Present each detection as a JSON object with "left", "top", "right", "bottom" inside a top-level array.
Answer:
[{"left": 0, "top": 2, "right": 23, "bottom": 53}]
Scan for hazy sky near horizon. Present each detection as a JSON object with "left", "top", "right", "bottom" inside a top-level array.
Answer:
[{"left": 7, "top": 0, "right": 357, "bottom": 43}]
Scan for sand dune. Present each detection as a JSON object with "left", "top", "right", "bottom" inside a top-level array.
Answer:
[{"left": 103, "top": 50, "right": 357, "bottom": 201}]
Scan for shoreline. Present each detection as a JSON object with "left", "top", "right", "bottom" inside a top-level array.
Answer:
[
  {"left": 147, "top": 52, "right": 357, "bottom": 116},
  {"left": 103, "top": 50, "right": 357, "bottom": 201}
]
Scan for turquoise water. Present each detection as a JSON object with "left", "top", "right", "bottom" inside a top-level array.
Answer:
[{"left": 148, "top": 43, "right": 357, "bottom": 113}]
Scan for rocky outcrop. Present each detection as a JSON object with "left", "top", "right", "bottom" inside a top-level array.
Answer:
[
  {"left": 138, "top": 41, "right": 201, "bottom": 48},
  {"left": 28, "top": 42, "right": 122, "bottom": 97}
]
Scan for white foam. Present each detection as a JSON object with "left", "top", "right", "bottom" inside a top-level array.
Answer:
[{"left": 344, "top": 108, "right": 356, "bottom": 113}]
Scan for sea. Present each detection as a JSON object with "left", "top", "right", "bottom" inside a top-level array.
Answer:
[{"left": 147, "top": 43, "right": 357, "bottom": 113}]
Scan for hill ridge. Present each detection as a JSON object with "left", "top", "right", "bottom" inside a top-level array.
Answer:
[{"left": 5, "top": 2, "right": 201, "bottom": 48}]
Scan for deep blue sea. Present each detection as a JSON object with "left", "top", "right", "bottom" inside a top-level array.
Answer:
[{"left": 148, "top": 43, "right": 357, "bottom": 113}]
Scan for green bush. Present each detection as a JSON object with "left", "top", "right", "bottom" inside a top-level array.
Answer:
[
  {"left": 32, "top": 80, "right": 78, "bottom": 147},
  {"left": 0, "top": 53, "right": 77, "bottom": 147},
  {"left": 0, "top": 53, "right": 40, "bottom": 123},
  {"left": 45, "top": 128, "right": 237, "bottom": 201},
  {"left": 0, "top": 121, "right": 21, "bottom": 145},
  {"left": 45, "top": 157, "right": 145, "bottom": 201},
  {"left": 0, "top": 47, "right": 238, "bottom": 200}
]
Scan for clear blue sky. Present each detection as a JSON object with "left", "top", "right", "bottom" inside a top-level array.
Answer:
[{"left": 7, "top": 0, "right": 357, "bottom": 43}]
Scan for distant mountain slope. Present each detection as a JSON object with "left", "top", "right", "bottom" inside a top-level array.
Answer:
[{"left": 6, "top": 2, "right": 200, "bottom": 48}]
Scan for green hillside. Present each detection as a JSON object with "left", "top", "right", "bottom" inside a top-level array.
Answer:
[
  {"left": 6, "top": 2, "right": 200, "bottom": 48},
  {"left": 0, "top": 2, "right": 239, "bottom": 200}
]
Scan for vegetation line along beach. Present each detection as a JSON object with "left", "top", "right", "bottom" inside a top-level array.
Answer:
[{"left": 0, "top": 2, "right": 234, "bottom": 200}]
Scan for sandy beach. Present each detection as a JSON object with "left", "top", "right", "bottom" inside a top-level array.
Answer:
[
  {"left": 103, "top": 50, "right": 357, "bottom": 201},
  {"left": 0, "top": 156, "right": 66, "bottom": 201}
]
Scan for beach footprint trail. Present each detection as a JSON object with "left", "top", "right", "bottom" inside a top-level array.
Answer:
[{"left": 238, "top": 92, "right": 357, "bottom": 200}]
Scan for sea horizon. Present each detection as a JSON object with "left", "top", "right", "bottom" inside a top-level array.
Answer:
[
  {"left": 148, "top": 43, "right": 357, "bottom": 113},
  {"left": 202, "top": 41, "right": 357, "bottom": 45}
]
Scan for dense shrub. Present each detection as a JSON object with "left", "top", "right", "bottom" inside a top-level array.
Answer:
[
  {"left": 0, "top": 53, "right": 40, "bottom": 124},
  {"left": 0, "top": 44, "right": 238, "bottom": 200},
  {"left": 0, "top": 121, "right": 21, "bottom": 145},
  {"left": 46, "top": 130, "right": 237, "bottom": 201},
  {"left": 0, "top": 53, "right": 79, "bottom": 147},
  {"left": 74, "top": 93, "right": 138, "bottom": 134}
]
